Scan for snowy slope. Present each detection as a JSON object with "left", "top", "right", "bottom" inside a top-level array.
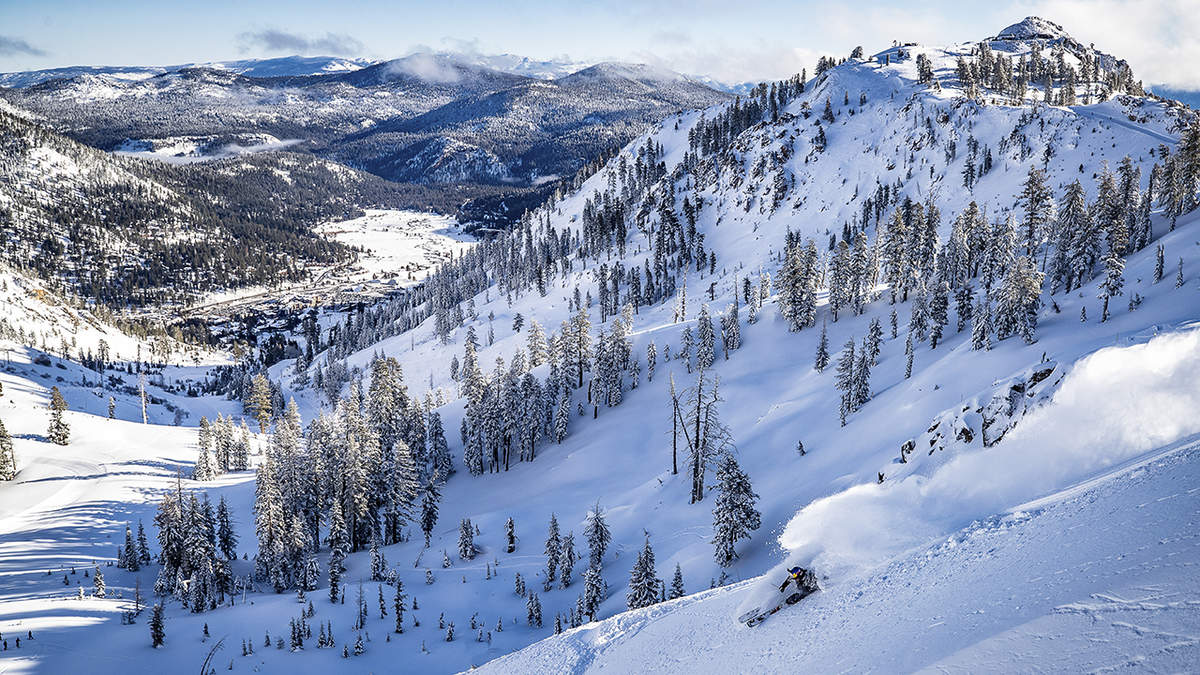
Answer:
[{"left": 481, "top": 418, "right": 1200, "bottom": 672}]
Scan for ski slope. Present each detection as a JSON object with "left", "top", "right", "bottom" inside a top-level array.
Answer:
[{"left": 481, "top": 431, "right": 1200, "bottom": 673}]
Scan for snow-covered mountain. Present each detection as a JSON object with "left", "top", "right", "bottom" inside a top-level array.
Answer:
[
  {"left": 0, "top": 53, "right": 728, "bottom": 189},
  {"left": 0, "top": 55, "right": 373, "bottom": 89},
  {"left": 336, "top": 61, "right": 728, "bottom": 184},
  {"left": 0, "top": 100, "right": 460, "bottom": 306},
  {"left": 1, "top": 15, "right": 1199, "bottom": 675}
]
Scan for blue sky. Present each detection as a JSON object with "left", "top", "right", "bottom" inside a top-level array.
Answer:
[{"left": 1, "top": 0, "right": 1197, "bottom": 88}]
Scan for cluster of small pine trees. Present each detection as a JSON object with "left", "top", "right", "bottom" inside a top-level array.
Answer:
[{"left": 192, "top": 413, "right": 250, "bottom": 481}]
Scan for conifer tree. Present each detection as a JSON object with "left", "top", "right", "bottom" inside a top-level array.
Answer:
[
  {"left": 328, "top": 500, "right": 347, "bottom": 604},
  {"left": 123, "top": 525, "right": 140, "bottom": 571},
  {"left": 582, "top": 566, "right": 604, "bottom": 620},
  {"left": 93, "top": 565, "right": 106, "bottom": 597},
  {"left": 929, "top": 280, "right": 950, "bottom": 349},
  {"left": 626, "top": 536, "right": 661, "bottom": 610},
  {"left": 193, "top": 438, "right": 215, "bottom": 482},
  {"left": 544, "top": 514, "right": 561, "bottom": 583},
  {"left": 393, "top": 582, "right": 406, "bottom": 633},
  {"left": 1099, "top": 251, "right": 1125, "bottom": 322},
  {"left": 712, "top": 455, "right": 761, "bottom": 567},
  {"left": 428, "top": 412, "right": 453, "bottom": 479},
  {"left": 149, "top": 603, "right": 165, "bottom": 648},
  {"left": 971, "top": 299, "right": 993, "bottom": 351},
  {"left": 1018, "top": 166, "right": 1054, "bottom": 256},
  {"left": 669, "top": 563, "right": 685, "bottom": 600},
  {"left": 559, "top": 532, "right": 578, "bottom": 589},
  {"left": 584, "top": 501, "right": 611, "bottom": 570},
  {"left": 420, "top": 478, "right": 440, "bottom": 547},
  {"left": 834, "top": 340, "right": 856, "bottom": 425},
  {"left": 526, "top": 592, "right": 543, "bottom": 628},
  {"left": 248, "top": 374, "right": 273, "bottom": 433},
  {"left": 458, "top": 519, "right": 476, "bottom": 560},
  {"left": 696, "top": 305, "right": 716, "bottom": 371},
  {"left": 0, "top": 419, "right": 15, "bottom": 480},
  {"left": 814, "top": 322, "right": 830, "bottom": 372},
  {"left": 47, "top": 387, "right": 69, "bottom": 446},
  {"left": 370, "top": 533, "right": 387, "bottom": 579},
  {"left": 137, "top": 521, "right": 152, "bottom": 565},
  {"left": 216, "top": 496, "right": 237, "bottom": 560},
  {"left": 504, "top": 517, "right": 517, "bottom": 553}
]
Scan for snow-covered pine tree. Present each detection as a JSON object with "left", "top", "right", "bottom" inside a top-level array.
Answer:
[
  {"left": 370, "top": 533, "right": 386, "bottom": 580},
  {"left": 696, "top": 305, "right": 716, "bottom": 371},
  {"left": 47, "top": 386, "right": 69, "bottom": 445},
  {"left": 581, "top": 566, "right": 605, "bottom": 621},
  {"left": 1018, "top": 165, "right": 1054, "bottom": 257},
  {"left": 646, "top": 342, "right": 657, "bottom": 382},
  {"left": 93, "top": 565, "right": 105, "bottom": 597},
  {"left": 393, "top": 582, "right": 406, "bottom": 633},
  {"left": 852, "top": 339, "right": 873, "bottom": 411},
  {"left": 123, "top": 525, "right": 140, "bottom": 571},
  {"left": 996, "top": 256, "right": 1044, "bottom": 342},
  {"left": 527, "top": 320, "right": 547, "bottom": 367},
  {"left": 721, "top": 301, "right": 741, "bottom": 358},
  {"left": 137, "top": 521, "right": 151, "bottom": 565},
  {"left": 669, "top": 563, "right": 685, "bottom": 599},
  {"left": 149, "top": 604, "right": 165, "bottom": 648},
  {"left": 584, "top": 501, "right": 611, "bottom": 570},
  {"left": 428, "top": 411, "right": 453, "bottom": 479},
  {"left": 193, "top": 436, "right": 215, "bottom": 481},
  {"left": 929, "top": 280, "right": 950, "bottom": 349},
  {"left": 526, "top": 592, "right": 543, "bottom": 628},
  {"left": 0, "top": 419, "right": 15, "bottom": 480},
  {"left": 458, "top": 519, "right": 477, "bottom": 560},
  {"left": 544, "top": 514, "right": 561, "bottom": 583},
  {"left": 420, "top": 478, "right": 440, "bottom": 547},
  {"left": 834, "top": 339, "right": 856, "bottom": 425},
  {"left": 712, "top": 455, "right": 761, "bottom": 567},
  {"left": 559, "top": 532, "right": 578, "bottom": 589},
  {"left": 626, "top": 536, "right": 661, "bottom": 610},
  {"left": 248, "top": 373, "right": 273, "bottom": 433},
  {"left": 1099, "top": 251, "right": 1125, "bottom": 322},
  {"left": 971, "top": 298, "right": 993, "bottom": 351},
  {"left": 505, "top": 517, "right": 517, "bottom": 553},
  {"left": 328, "top": 500, "right": 347, "bottom": 604},
  {"left": 814, "top": 322, "right": 830, "bottom": 372}
]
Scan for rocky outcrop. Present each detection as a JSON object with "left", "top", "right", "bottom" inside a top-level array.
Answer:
[{"left": 899, "top": 361, "right": 1064, "bottom": 465}]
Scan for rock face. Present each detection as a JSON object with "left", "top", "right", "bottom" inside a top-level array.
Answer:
[
  {"left": 898, "top": 362, "right": 1065, "bottom": 466},
  {"left": 995, "top": 16, "right": 1072, "bottom": 42}
]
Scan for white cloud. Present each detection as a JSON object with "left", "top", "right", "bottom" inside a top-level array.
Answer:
[{"left": 629, "top": 0, "right": 1200, "bottom": 90}]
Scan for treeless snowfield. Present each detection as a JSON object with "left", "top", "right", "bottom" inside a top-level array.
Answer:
[{"left": 317, "top": 209, "right": 476, "bottom": 285}]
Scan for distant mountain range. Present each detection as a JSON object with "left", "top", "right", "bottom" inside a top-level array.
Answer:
[{"left": 0, "top": 52, "right": 730, "bottom": 189}]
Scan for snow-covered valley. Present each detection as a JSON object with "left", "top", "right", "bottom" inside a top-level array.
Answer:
[{"left": 1, "top": 13, "right": 1200, "bottom": 675}]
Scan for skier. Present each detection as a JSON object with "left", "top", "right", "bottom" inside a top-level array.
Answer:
[
  {"left": 778, "top": 566, "right": 816, "bottom": 594},
  {"left": 742, "top": 565, "right": 820, "bottom": 627}
]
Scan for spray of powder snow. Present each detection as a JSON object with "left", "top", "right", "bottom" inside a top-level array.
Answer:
[{"left": 773, "top": 328, "right": 1200, "bottom": 588}]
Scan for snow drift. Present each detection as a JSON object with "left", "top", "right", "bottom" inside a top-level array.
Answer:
[{"left": 761, "top": 327, "right": 1200, "bottom": 598}]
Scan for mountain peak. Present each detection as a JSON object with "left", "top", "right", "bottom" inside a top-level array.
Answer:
[{"left": 994, "top": 16, "right": 1071, "bottom": 42}]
